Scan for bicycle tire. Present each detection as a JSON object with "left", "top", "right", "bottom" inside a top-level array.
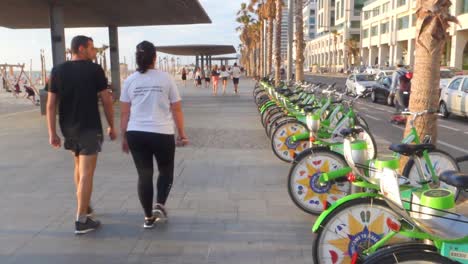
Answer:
[
  {"left": 363, "top": 246, "right": 457, "bottom": 264},
  {"left": 288, "top": 148, "right": 350, "bottom": 215},
  {"left": 271, "top": 119, "right": 309, "bottom": 162},
  {"left": 313, "top": 197, "right": 412, "bottom": 264},
  {"left": 402, "top": 149, "right": 460, "bottom": 199}
]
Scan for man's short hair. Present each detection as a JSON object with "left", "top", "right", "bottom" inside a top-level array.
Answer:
[
  {"left": 234, "top": 63, "right": 238, "bottom": 66},
  {"left": 71, "top": 35, "right": 93, "bottom": 54}
]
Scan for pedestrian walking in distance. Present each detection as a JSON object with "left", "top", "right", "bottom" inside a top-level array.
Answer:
[
  {"left": 46, "top": 35, "right": 117, "bottom": 235},
  {"left": 120, "top": 41, "right": 189, "bottom": 229},
  {"left": 181, "top": 67, "right": 187, "bottom": 88},
  {"left": 220, "top": 65, "right": 230, "bottom": 95},
  {"left": 231, "top": 63, "right": 242, "bottom": 95},
  {"left": 211, "top": 65, "right": 220, "bottom": 96},
  {"left": 195, "top": 67, "right": 202, "bottom": 88}
]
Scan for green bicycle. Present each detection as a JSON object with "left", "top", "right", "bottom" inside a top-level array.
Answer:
[{"left": 288, "top": 110, "right": 459, "bottom": 216}]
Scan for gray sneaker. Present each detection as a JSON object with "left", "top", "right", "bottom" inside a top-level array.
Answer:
[
  {"left": 152, "top": 204, "right": 168, "bottom": 223},
  {"left": 75, "top": 217, "right": 101, "bottom": 235}
]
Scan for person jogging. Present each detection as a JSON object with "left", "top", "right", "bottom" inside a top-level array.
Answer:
[
  {"left": 120, "top": 41, "right": 189, "bottom": 229},
  {"left": 46, "top": 35, "right": 116, "bottom": 235}
]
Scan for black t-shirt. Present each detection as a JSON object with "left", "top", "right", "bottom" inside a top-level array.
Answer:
[
  {"left": 211, "top": 70, "right": 220, "bottom": 77},
  {"left": 49, "top": 60, "right": 107, "bottom": 139}
]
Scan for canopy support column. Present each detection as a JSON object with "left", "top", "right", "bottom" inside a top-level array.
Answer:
[
  {"left": 109, "top": 25, "right": 120, "bottom": 98},
  {"left": 49, "top": 3, "right": 66, "bottom": 66}
]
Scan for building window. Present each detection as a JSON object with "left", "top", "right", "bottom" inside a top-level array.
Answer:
[
  {"left": 371, "top": 25, "right": 378, "bottom": 36},
  {"left": 397, "top": 15, "right": 409, "bottom": 29},
  {"left": 331, "top": 11, "right": 335, "bottom": 27},
  {"left": 331, "top": 0, "right": 336, "bottom": 7},
  {"left": 382, "top": 2, "right": 389, "bottom": 12},
  {"left": 464, "top": 0, "right": 468, "bottom": 14},
  {"left": 337, "top": 1, "right": 340, "bottom": 18},
  {"left": 354, "top": 0, "right": 365, "bottom": 12},
  {"left": 364, "top": 10, "right": 370, "bottom": 20},
  {"left": 372, "top": 7, "right": 380, "bottom": 17},
  {"left": 341, "top": 0, "right": 345, "bottom": 18},
  {"left": 363, "top": 29, "right": 369, "bottom": 38},
  {"left": 381, "top": 22, "right": 389, "bottom": 33},
  {"left": 412, "top": 13, "right": 416, "bottom": 26},
  {"left": 397, "top": 0, "right": 406, "bottom": 7},
  {"left": 310, "top": 17, "right": 316, "bottom": 25},
  {"left": 310, "top": 9, "right": 315, "bottom": 16},
  {"left": 351, "top": 21, "right": 361, "bottom": 28}
]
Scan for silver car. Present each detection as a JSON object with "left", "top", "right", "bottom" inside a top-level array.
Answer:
[
  {"left": 345, "top": 74, "right": 377, "bottom": 96},
  {"left": 439, "top": 75, "right": 468, "bottom": 118}
]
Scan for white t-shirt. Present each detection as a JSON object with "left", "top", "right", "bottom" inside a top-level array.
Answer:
[
  {"left": 231, "top": 66, "right": 242, "bottom": 78},
  {"left": 220, "top": 70, "right": 230, "bottom": 78},
  {"left": 120, "top": 69, "right": 181, "bottom": 135}
]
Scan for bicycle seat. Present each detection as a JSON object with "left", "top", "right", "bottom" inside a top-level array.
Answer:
[
  {"left": 340, "top": 128, "right": 363, "bottom": 137},
  {"left": 439, "top": 170, "right": 468, "bottom": 189},
  {"left": 303, "top": 106, "right": 321, "bottom": 113},
  {"left": 290, "top": 98, "right": 301, "bottom": 104},
  {"left": 297, "top": 102, "right": 308, "bottom": 108},
  {"left": 389, "top": 143, "right": 435, "bottom": 156}
]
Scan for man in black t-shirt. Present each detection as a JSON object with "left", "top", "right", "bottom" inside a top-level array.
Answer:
[{"left": 47, "top": 35, "right": 117, "bottom": 235}]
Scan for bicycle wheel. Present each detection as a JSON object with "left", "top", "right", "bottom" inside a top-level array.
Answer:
[
  {"left": 403, "top": 149, "right": 460, "bottom": 198},
  {"left": 288, "top": 148, "right": 350, "bottom": 215},
  {"left": 356, "top": 113, "right": 370, "bottom": 130},
  {"left": 267, "top": 115, "right": 295, "bottom": 138},
  {"left": 363, "top": 246, "right": 457, "bottom": 264},
  {"left": 265, "top": 111, "right": 287, "bottom": 135},
  {"left": 261, "top": 105, "right": 281, "bottom": 127},
  {"left": 355, "top": 125, "right": 378, "bottom": 160},
  {"left": 271, "top": 120, "right": 309, "bottom": 162},
  {"left": 313, "top": 197, "right": 412, "bottom": 264}
]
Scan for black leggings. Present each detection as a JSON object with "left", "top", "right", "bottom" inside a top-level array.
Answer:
[{"left": 126, "top": 131, "right": 175, "bottom": 217}]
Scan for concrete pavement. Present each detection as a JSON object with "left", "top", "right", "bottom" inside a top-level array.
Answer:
[{"left": 0, "top": 78, "right": 314, "bottom": 264}]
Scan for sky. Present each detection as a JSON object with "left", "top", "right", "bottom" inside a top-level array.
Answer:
[{"left": 0, "top": 0, "right": 245, "bottom": 71}]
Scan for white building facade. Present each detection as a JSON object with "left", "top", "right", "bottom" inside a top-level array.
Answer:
[
  {"left": 361, "top": 0, "right": 468, "bottom": 69},
  {"left": 305, "top": 0, "right": 365, "bottom": 72}
]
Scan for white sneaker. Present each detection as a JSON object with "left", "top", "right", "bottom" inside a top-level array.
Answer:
[{"left": 152, "top": 204, "right": 168, "bottom": 223}]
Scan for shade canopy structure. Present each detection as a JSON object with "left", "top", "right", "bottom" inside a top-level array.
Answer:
[
  {"left": 0, "top": 0, "right": 211, "bottom": 109},
  {"left": 0, "top": 0, "right": 211, "bottom": 29},
  {"left": 155, "top": 45, "right": 237, "bottom": 56}
]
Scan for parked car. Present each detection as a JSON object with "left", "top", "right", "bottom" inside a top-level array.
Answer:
[
  {"left": 439, "top": 75, "right": 468, "bottom": 118},
  {"left": 374, "top": 70, "right": 395, "bottom": 80},
  {"left": 345, "top": 73, "right": 377, "bottom": 96},
  {"left": 440, "top": 69, "right": 456, "bottom": 89},
  {"left": 442, "top": 66, "right": 464, "bottom": 76},
  {"left": 369, "top": 76, "right": 392, "bottom": 103},
  {"left": 364, "top": 66, "right": 379, "bottom": 75}
]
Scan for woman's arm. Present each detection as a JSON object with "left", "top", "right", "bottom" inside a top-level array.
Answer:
[
  {"left": 171, "top": 101, "right": 188, "bottom": 146},
  {"left": 120, "top": 102, "right": 131, "bottom": 153}
]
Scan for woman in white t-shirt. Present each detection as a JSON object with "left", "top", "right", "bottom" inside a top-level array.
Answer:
[
  {"left": 219, "top": 65, "right": 230, "bottom": 95},
  {"left": 120, "top": 41, "right": 189, "bottom": 229}
]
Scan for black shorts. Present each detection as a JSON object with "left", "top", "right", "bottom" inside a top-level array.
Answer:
[
  {"left": 233, "top": 78, "right": 239, "bottom": 84},
  {"left": 64, "top": 134, "right": 103, "bottom": 156},
  {"left": 205, "top": 77, "right": 211, "bottom": 82},
  {"left": 182, "top": 75, "right": 187, "bottom": 80},
  {"left": 222, "top": 77, "right": 228, "bottom": 81}
]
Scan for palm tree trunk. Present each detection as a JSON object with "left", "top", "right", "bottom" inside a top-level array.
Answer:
[
  {"left": 260, "top": 20, "right": 264, "bottom": 77},
  {"left": 295, "top": 0, "right": 305, "bottom": 82},
  {"left": 401, "top": 0, "right": 457, "bottom": 170},
  {"left": 267, "top": 17, "right": 274, "bottom": 76},
  {"left": 274, "top": 0, "right": 282, "bottom": 86}
]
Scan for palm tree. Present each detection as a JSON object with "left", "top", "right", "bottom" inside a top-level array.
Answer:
[
  {"left": 265, "top": 0, "right": 276, "bottom": 76},
  {"left": 344, "top": 37, "right": 360, "bottom": 70},
  {"left": 274, "top": 0, "right": 283, "bottom": 86},
  {"left": 401, "top": 0, "right": 459, "bottom": 168},
  {"left": 331, "top": 30, "right": 341, "bottom": 72},
  {"left": 237, "top": 3, "right": 254, "bottom": 75},
  {"left": 295, "top": 0, "right": 305, "bottom": 82}
]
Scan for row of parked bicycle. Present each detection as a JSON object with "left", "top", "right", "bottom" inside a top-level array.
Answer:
[{"left": 253, "top": 77, "right": 468, "bottom": 264}]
